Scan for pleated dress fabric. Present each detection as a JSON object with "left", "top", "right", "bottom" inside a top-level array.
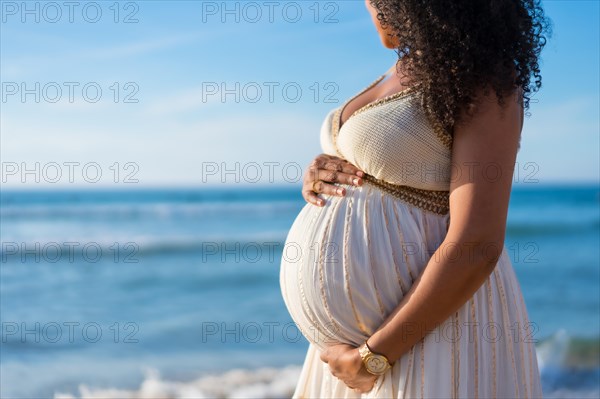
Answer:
[{"left": 279, "top": 75, "right": 543, "bottom": 398}]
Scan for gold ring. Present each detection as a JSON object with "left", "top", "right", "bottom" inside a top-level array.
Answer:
[{"left": 312, "top": 180, "right": 320, "bottom": 193}]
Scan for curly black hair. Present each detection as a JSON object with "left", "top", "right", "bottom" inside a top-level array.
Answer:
[{"left": 369, "top": 0, "right": 553, "bottom": 138}]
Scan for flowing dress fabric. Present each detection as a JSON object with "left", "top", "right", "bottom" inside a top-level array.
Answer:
[{"left": 279, "top": 77, "right": 543, "bottom": 398}]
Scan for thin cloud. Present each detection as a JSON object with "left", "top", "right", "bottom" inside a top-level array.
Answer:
[
  {"left": 141, "top": 85, "right": 225, "bottom": 116},
  {"left": 81, "top": 33, "right": 207, "bottom": 60},
  {"left": 1, "top": 31, "right": 214, "bottom": 78}
]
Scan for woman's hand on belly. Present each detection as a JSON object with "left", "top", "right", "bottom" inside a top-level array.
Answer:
[
  {"left": 319, "top": 343, "right": 378, "bottom": 393},
  {"left": 302, "top": 153, "right": 364, "bottom": 207}
]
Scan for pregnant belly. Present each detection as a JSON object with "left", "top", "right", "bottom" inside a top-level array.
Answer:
[{"left": 279, "top": 182, "right": 449, "bottom": 350}]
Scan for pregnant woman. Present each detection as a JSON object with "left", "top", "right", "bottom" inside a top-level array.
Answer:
[{"left": 280, "top": 0, "right": 551, "bottom": 397}]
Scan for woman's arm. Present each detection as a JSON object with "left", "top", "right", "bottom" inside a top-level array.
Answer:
[{"left": 366, "top": 85, "right": 524, "bottom": 362}]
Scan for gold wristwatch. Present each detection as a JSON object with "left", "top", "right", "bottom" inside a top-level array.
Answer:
[{"left": 358, "top": 340, "right": 393, "bottom": 376}]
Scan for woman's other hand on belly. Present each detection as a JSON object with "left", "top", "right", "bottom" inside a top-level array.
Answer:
[{"left": 302, "top": 153, "right": 364, "bottom": 207}]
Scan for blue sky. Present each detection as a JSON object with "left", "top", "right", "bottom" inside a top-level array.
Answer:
[{"left": 1, "top": 0, "right": 598, "bottom": 187}]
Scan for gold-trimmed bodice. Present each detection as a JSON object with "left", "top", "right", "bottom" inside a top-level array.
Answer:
[{"left": 320, "top": 75, "right": 453, "bottom": 214}]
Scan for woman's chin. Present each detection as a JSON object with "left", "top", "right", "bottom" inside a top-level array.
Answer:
[{"left": 379, "top": 37, "right": 399, "bottom": 49}]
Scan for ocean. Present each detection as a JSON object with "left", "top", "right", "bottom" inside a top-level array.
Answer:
[{"left": 1, "top": 184, "right": 598, "bottom": 398}]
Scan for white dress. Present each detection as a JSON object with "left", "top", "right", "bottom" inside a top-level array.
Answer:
[{"left": 279, "top": 75, "right": 543, "bottom": 398}]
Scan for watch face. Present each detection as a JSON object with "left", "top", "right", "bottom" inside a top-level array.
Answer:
[{"left": 366, "top": 354, "right": 389, "bottom": 374}]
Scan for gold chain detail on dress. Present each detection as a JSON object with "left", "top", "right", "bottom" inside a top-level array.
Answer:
[
  {"left": 430, "top": 117, "right": 454, "bottom": 150},
  {"left": 362, "top": 173, "right": 450, "bottom": 215},
  {"left": 420, "top": 94, "right": 454, "bottom": 150}
]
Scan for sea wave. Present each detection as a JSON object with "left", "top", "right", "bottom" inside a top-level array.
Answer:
[
  {"left": 506, "top": 219, "right": 600, "bottom": 237},
  {"left": 54, "top": 365, "right": 302, "bottom": 399},
  {"left": 3, "top": 200, "right": 597, "bottom": 239},
  {"left": 537, "top": 330, "right": 600, "bottom": 369},
  {"left": 53, "top": 330, "right": 599, "bottom": 399},
  {"left": 0, "top": 201, "right": 302, "bottom": 220},
  {"left": 537, "top": 330, "right": 600, "bottom": 398},
  {"left": 0, "top": 236, "right": 289, "bottom": 260}
]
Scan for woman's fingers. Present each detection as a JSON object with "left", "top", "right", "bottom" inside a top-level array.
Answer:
[
  {"left": 307, "top": 155, "right": 364, "bottom": 180},
  {"left": 320, "top": 158, "right": 364, "bottom": 177},
  {"left": 314, "top": 180, "right": 347, "bottom": 196},
  {"left": 302, "top": 154, "right": 365, "bottom": 206},
  {"left": 302, "top": 179, "right": 353, "bottom": 207},
  {"left": 346, "top": 377, "right": 376, "bottom": 393},
  {"left": 302, "top": 189, "right": 324, "bottom": 207},
  {"left": 317, "top": 169, "right": 363, "bottom": 186},
  {"left": 301, "top": 181, "right": 336, "bottom": 207}
]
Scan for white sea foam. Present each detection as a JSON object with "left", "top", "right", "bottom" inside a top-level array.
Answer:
[
  {"left": 49, "top": 342, "right": 600, "bottom": 399},
  {"left": 54, "top": 365, "right": 302, "bottom": 399},
  {"left": 51, "top": 335, "right": 600, "bottom": 399}
]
